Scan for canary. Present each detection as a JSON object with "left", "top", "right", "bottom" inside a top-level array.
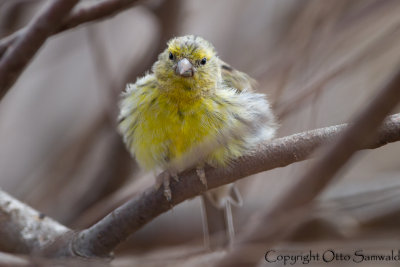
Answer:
[{"left": 118, "top": 35, "right": 276, "bottom": 244}]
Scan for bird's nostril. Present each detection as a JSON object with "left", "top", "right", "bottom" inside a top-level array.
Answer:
[{"left": 176, "top": 58, "right": 194, "bottom": 77}]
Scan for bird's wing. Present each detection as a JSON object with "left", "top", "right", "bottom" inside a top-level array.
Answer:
[
  {"left": 117, "top": 74, "right": 158, "bottom": 159},
  {"left": 219, "top": 59, "right": 257, "bottom": 93}
]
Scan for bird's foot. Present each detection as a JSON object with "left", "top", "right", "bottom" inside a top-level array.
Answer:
[
  {"left": 155, "top": 171, "right": 179, "bottom": 201},
  {"left": 196, "top": 165, "right": 207, "bottom": 189}
]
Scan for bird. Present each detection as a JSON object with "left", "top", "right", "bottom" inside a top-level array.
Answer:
[{"left": 118, "top": 35, "right": 277, "bottom": 248}]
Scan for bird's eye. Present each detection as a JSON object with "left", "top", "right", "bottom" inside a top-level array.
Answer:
[
  {"left": 200, "top": 57, "right": 207, "bottom": 65},
  {"left": 169, "top": 52, "right": 174, "bottom": 60}
]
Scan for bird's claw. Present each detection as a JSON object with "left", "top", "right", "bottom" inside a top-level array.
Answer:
[
  {"left": 196, "top": 166, "right": 207, "bottom": 189},
  {"left": 155, "top": 171, "right": 178, "bottom": 201}
]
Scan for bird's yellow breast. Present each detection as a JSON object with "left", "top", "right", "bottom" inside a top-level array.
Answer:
[{"left": 120, "top": 79, "right": 234, "bottom": 170}]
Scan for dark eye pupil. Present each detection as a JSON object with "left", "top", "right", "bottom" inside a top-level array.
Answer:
[
  {"left": 200, "top": 58, "right": 207, "bottom": 65},
  {"left": 169, "top": 52, "right": 174, "bottom": 60}
]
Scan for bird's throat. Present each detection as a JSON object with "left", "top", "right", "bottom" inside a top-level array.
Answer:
[{"left": 161, "top": 80, "right": 209, "bottom": 104}]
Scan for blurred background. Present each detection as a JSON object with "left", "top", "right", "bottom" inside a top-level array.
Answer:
[{"left": 1, "top": 0, "right": 400, "bottom": 266}]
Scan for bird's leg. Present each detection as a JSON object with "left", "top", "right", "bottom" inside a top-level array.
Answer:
[
  {"left": 155, "top": 170, "right": 179, "bottom": 201},
  {"left": 196, "top": 165, "right": 207, "bottom": 189}
]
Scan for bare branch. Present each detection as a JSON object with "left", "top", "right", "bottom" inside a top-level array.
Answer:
[
  {"left": 216, "top": 66, "right": 400, "bottom": 266},
  {"left": 58, "top": 0, "right": 142, "bottom": 33},
  {"left": 70, "top": 112, "right": 400, "bottom": 257},
  {"left": 0, "top": 0, "right": 150, "bottom": 101},
  {"left": 0, "top": 0, "right": 143, "bottom": 59},
  {"left": 0, "top": 0, "right": 79, "bottom": 98},
  {"left": 0, "top": 190, "right": 69, "bottom": 254},
  {"left": 0, "top": 32, "right": 18, "bottom": 57}
]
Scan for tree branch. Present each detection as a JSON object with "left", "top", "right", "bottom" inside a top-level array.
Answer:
[
  {"left": 0, "top": 0, "right": 148, "bottom": 100},
  {"left": 57, "top": 0, "right": 143, "bottom": 33},
  {"left": 0, "top": 0, "right": 79, "bottom": 98},
  {"left": 70, "top": 113, "right": 400, "bottom": 258},
  {"left": 0, "top": 190, "right": 69, "bottom": 254},
  {"left": 0, "top": 0, "right": 143, "bottom": 59}
]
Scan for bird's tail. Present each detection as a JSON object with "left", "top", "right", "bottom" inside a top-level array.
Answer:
[{"left": 201, "top": 183, "right": 242, "bottom": 250}]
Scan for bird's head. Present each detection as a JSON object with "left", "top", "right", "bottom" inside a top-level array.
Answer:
[{"left": 153, "top": 35, "right": 221, "bottom": 93}]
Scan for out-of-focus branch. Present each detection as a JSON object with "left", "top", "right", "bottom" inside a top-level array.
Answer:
[
  {"left": 0, "top": 0, "right": 79, "bottom": 99},
  {"left": 276, "top": 19, "right": 400, "bottom": 119},
  {"left": 69, "top": 113, "right": 400, "bottom": 258},
  {"left": 0, "top": 0, "right": 143, "bottom": 59},
  {"left": 0, "top": 0, "right": 150, "bottom": 100},
  {"left": 0, "top": 33, "right": 17, "bottom": 57},
  {"left": 0, "top": 190, "right": 69, "bottom": 254},
  {"left": 216, "top": 66, "right": 400, "bottom": 266},
  {"left": 57, "top": 0, "right": 142, "bottom": 33}
]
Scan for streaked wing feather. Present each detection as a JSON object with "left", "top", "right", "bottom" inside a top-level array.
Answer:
[{"left": 219, "top": 60, "right": 257, "bottom": 93}]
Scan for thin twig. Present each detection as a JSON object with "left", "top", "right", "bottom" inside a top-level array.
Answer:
[
  {"left": 0, "top": 31, "right": 18, "bottom": 57},
  {"left": 216, "top": 65, "right": 400, "bottom": 266},
  {"left": 69, "top": 113, "right": 400, "bottom": 258},
  {"left": 0, "top": 0, "right": 79, "bottom": 98}
]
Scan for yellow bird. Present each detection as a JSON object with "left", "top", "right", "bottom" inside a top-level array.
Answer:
[{"left": 118, "top": 35, "right": 276, "bottom": 246}]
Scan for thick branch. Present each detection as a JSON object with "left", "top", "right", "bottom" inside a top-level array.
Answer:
[
  {"left": 0, "top": 190, "right": 69, "bottom": 254},
  {"left": 71, "top": 113, "right": 400, "bottom": 257},
  {"left": 0, "top": 0, "right": 79, "bottom": 98}
]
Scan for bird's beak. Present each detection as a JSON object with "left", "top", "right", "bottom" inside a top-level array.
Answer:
[{"left": 176, "top": 58, "right": 194, "bottom": 77}]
